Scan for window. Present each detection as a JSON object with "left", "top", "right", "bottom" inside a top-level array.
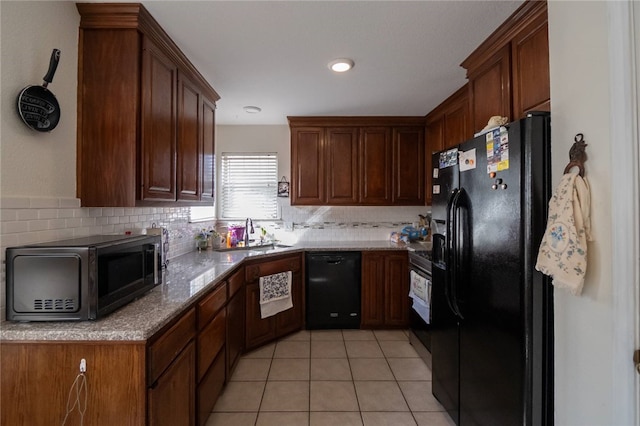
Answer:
[{"left": 221, "top": 153, "right": 278, "bottom": 219}]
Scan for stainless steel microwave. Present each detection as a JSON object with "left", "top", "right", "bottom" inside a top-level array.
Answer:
[{"left": 5, "top": 234, "right": 161, "bottom": 321}]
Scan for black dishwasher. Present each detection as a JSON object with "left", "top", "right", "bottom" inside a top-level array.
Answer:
[{"left": 305, "top": 252, "right": 361, "bottom": 329}]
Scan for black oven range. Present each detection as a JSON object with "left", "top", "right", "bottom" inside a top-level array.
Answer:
[{"left": 408, "top": 248, "right": 432, "bottom": 368}]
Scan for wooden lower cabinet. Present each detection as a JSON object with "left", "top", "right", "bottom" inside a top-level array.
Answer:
[
  {"left": 361, "top": 251, "right": 410, "bottom": 328},
  {"left": 0, "top": 342, "right": 146, "bottom": 426},
  {"left": 244, "top": 253, "right": 304, "bottom": 351},
  {"left": 197, "top": 348, "right": 226, "bottom": 426},
  {"left": 148, "top": 340, "right": 196, "bottom": 426},
  {"left": 226, "top": 287, "right": 245, "bottom": 378},
  {"left": 245, "top": 282, "right": 278, "bottom": 349},
  {"left": 1, "top": 249, "right": 416, "bottom": 426}
]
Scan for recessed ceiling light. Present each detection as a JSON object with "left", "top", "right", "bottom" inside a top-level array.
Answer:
[
  {"left": 328, "top": 58, "right": 354, "bottom": 73},
  {"left": 243, "top": 106, "right": 262, "bottom": 114}
]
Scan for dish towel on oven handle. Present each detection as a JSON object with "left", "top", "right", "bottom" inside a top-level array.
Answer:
[
  {"left": 535, "top": 172, "right": 593, "bottom": 295},
  {"left": 409, "top": 270, "right": 431, "bottom": 324},
  {"left": 259, "top": 271, "right": 293, "bottom": 319}
]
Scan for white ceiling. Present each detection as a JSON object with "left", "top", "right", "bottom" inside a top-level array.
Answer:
[{"left": 138, "top": 1, "right": 524, "bottom": 125}]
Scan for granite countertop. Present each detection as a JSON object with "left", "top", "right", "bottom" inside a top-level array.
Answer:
[{"left": 0, "top": 240, "right": 418, "bottom": 342}]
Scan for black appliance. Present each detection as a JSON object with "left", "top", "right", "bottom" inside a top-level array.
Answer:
[
  {"left": 6, "top": 234, "right": 161, "bottom": 321},
  {"left": 305, "top": 251, "right": 361, "bottom": 329},
  {"left": 408, "top": 249, "right": 433, "bottom": 368},
  {"left": 430, "top": 112, "right": 554, "bottom": 426}
]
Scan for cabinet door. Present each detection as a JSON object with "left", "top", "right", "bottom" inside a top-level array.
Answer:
[
  {"left": 141, "top": 38, "right": 178, "bottom": 201},
  {"left": 384, "top": 253, "right": 410, "bottom": 327},
  {"left": 148, "top": 340, "right": 195, "bottom": 426},
  {"left": 511, "top": 16, "right": 550, "bottom": 120},
  {"left": 78, "top": 29, "right": 140, "bottom": 207},
  {"left": 197, "top": 350, "right": 225, "bottom": 426},
  {"left": 468, "top": 45, "right": 512, "bottom": 134},
  {"left": 360, "top": 127, "right": 392, "bottom": 204},
  {"left": 392, "top": 127, "right": 425, "bottom": 205},
  {"left": 275, "top": 271, "right": 303, "bottom": 336},
  {"left": 177, "top": 75, "right": 202, "bottom": 201},
  {"left": 361, "top": 252, "right": 386, "bottom": 327},
  {"left": 444, "top": 98, "right": 471, "bottom": 149},
  {"left": 226, "top": 289, "right": 245, "bottom": 378},
  {"left": 201, "top": 98, "right": 216, "bottom": 202},
  {"left": 245, "top": 283, "right": 276, "bottom": 350},
  {"left": 197, "top": 309, "right": 226, "bottom": 382},
  {"left": 425, "top": 117, "right": 444, "bottom": 207},
  {"left": 291, "top": 127, "right": 325, "bottom": 205},
  {"left": 326, "top": 127, "right": 359, "bottom": 205}
]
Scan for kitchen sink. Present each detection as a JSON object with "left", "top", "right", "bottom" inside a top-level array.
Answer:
[{"left": 215, "top": 243, "right": 292, "bottom": 252}]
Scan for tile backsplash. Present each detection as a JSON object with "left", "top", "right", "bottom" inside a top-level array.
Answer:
[
  {"left": 0, "top": 196, "right": 214, "bottom": 320},
  {"left": 0, "top": 196, "right": 429, "bottom": 319}
]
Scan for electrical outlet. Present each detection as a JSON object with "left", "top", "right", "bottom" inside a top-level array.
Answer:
[
  {"left": 80, "top": 358, "right": 87, "bottom": 373},
  {"left": 284, "top": 222, "right": 294, "bottom": 231}
]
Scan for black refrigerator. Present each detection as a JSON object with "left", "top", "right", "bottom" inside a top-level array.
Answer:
[{"left": 430, "top": 112, "right": 554, "bottom": 426}]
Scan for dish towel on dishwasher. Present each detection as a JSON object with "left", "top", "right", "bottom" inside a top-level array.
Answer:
[
  {"left": 409, "top": 270, "right": 431, "bottom": 324},
  {"left": 259, "top": 271, "right": 293, "bottom": 319},
  {"left": 535, "top": 172, "right": 593, "bottom": 295}
]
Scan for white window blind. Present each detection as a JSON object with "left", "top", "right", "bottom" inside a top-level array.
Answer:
[{"left": 221, "top": 153, "right": 278, "bottom": 219}]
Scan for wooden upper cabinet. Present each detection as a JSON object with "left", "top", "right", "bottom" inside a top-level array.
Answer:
[
  {"left": 360, "top": 127, "right": 392, "bottom": 204},
  {"left": 443, "top": 92, "right": 471, "bottom": 149},
  {"left": 201, "top": 98, "right": 216, "bottom": 201},
  {"left": 176, "top": 74, "right": 201, "bottom": 201},
  {"left": 461, "top": 0, "right": 549, "bottom": 133},
  {"left": 141, "top": 39, "right": 178, "bottom": 201},
  {"left": 467, "top": 45, "right": 512, "bottom": 134},
  {"left": 289, "top": 117, "right": 424, "bottom": 206},
  {"left": 76, "top": 3, "right": 219, "bottom": 207},
  {"left": 291, "top": 127, "right": 325, "bottom": 205},
  {"left": 424, "top": 85, "right": 471, "bottom": 204},
  {"left": 392, "top": 127, "right": 425, "bottom": 205},
  {"left": 141, "top": 38, "right": 178, "bottom": 202},
  {"left": 77, "top": 27, "right": 140, "bottom": 207},
  {"left": 511, "top": 15, "right": 550, "bottom": 119},
  {"left": 326, "top": 127, "right": 359, "bottom": 204}
]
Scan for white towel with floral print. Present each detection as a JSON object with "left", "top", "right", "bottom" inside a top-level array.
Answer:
[
  {"left": 535, "top": 172, "right": 592, "bottom": 295},
  {"left": 259, "top": 271, "right": 293, "bottom": 319}
]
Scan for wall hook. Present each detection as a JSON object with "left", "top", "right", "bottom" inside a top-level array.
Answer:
[{"left": 563, "top": 133, "right": 588, "bottom": 177}]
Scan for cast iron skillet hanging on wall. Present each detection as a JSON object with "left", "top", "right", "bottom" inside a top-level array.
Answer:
[{"left": 17, "top": 49, "right": 61, "bottom": 132}]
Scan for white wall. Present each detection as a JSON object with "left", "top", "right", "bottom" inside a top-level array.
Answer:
[
  {"left": 0, "top": 1, "right": 78, "bottom": 197},
  {"left": 548, "top": 2, "right": 615, "bottom": 424}
]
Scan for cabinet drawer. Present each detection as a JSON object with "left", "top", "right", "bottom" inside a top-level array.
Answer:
[
  {"left": 197, "top": 308, "right": 226, "bottom": 381},
  {"left": 245, "top": 255, "right": 302, "bottom": 282},
  {"left": 228, "top": 268, "right": 244, "bottom": 298},
  {"left": 198, "top": 282, "right": 227, "bottom": 329},
  {"left": 148, "top": 308, "right": 196, "bottom": 385}
]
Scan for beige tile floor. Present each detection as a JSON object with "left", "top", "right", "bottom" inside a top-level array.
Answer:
[{"left": 206, "top": 329, "right": 456, "bottom": 426}]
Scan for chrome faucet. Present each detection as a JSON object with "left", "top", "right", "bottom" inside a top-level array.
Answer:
[{"left": 244, "top": 218, "right": 254, "bottom": 246}]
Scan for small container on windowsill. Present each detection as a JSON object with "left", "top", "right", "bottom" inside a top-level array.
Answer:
[{"left": 196, "top": 239, "right": 208, "bottom": 252}]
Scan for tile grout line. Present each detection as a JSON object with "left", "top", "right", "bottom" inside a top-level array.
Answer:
[{"left": 212, "top": 329, "right": 443, "bottom": 425}]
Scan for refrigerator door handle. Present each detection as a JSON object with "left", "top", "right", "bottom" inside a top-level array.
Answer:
[
  {"left": 445, "top": 188, "right": 460, "bottom": 317},
  {"left": 450, "top": 188, "right": 465, "bottom": 319}
]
